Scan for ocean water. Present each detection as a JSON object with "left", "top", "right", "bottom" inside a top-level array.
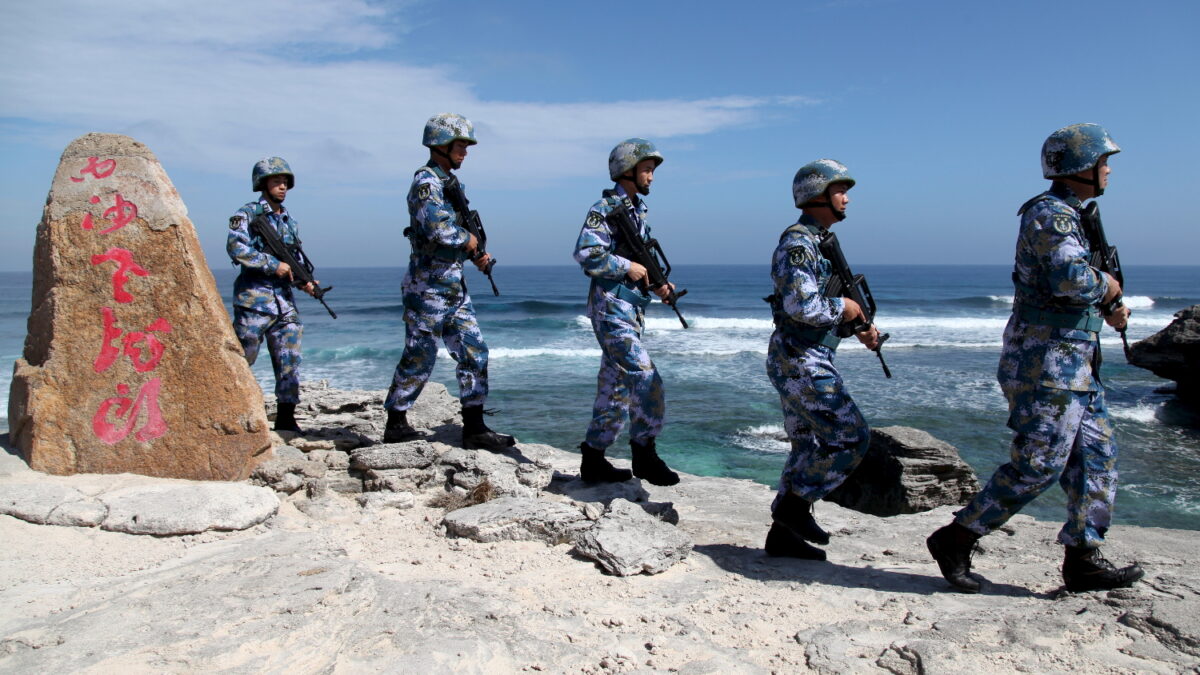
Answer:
[{"left": 3, "top": 264, "right": 1198, "bottom": 531}]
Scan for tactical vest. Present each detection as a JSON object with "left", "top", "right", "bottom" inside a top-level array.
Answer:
[
  {"left": 765, "top": 223, "right": 841, "bottom": 350},
  {"left": 404, "top": 166, "right": 470, "bottom": 263},
  {"left": 1011, "top": 192, "right": 1103, "bottom": 333}
]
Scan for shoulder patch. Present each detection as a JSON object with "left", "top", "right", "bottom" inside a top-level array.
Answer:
[
  {"left": 417, "top": 183, "right": 431, "bottom": 200},
  {"left": 788, "top": 247, "right": 810, "bottom": 266},
  {"left": 229, "top": 213, "right": 248, "bottom": 230},
  {"left": 586, "top": 211, "right": 605, "bottom": 229},
  {"left": 1051, "top": 213, "right": 1073, "bottom": 234}
]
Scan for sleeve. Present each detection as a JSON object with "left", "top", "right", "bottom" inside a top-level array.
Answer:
[
  {"left": 777, "top": 242, "right": 844, "bottom": 327},
  {"left": 412, "top": 175, "right": 470, "bottom": 249},
  {"left": 226, "top": 209, "right": 279, "bottom": 274},
  {"left": 574, "top": 204, "right": 631, "bottom": 280},
  {"left": 1028, "top": 205, "right": 1108, "bottom": 305}
]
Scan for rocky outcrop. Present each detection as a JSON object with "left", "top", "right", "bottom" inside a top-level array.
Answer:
[
  {"left": 826, "top": 425, "right": 981, "bottom": 516},
  {"left": 573, "top": 498, "right": 694, "bottom": 576},
  {"left": 8, "top": 133, "right": 271, "bottom": 479},
  {"left": 1130, "top": 304, "right": 1200, "bottom": 403}
]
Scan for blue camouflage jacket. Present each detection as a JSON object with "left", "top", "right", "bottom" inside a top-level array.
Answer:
[
  {"left": 1003, "top": 183, "right": 1109, "bottom": 392},
  {"left": 770, "top": 215, "right": 845, "bottom": 331},
  {"left": 227, "top": 198, "right": 304, "bottom": 314},
  {"left": 574, "top": 185, "right": 652, "bottom": 319}
]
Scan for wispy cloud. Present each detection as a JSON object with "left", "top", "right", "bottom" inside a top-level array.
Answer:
[{"left": 1, "top": 1, "right": 816, "bottom": 189}]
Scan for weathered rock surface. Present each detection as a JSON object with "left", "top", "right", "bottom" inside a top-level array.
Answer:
[
  {"left": 99, "top": 483, "right": 279, "bottom": 535},
  {"left": 8, "top": 132, "right": 270, "bottom": 479},
  {"left": 438, "top": 447, "right": 554, "bottom": 499},
  {"left": 443, "top": 496, "right": 592, "bottom": 545},
  {"left": 826, "top": 425, "right": 982, "bottom": 516},
  {"left": 1130, "top": 304, "right": 1200, "bottom": 402},
  {"left": 574, "top": 498, "right": 693, "bottom": 576}
]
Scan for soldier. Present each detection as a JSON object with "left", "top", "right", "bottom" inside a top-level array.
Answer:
[
  {"left": 227, "top": 157, "right": 319, "bottom": 433},
  {"left": 763, "top": 160, "right": 881, "bottom": 561},
  {"left": 572, "top": 138, "right": 680, "bottom": 486},
  {"left": 928, "top": 123, "right": 1143, "bottom": 593},
  {"left": 382, "top": 113, "right": 514, "bottom": 451}
]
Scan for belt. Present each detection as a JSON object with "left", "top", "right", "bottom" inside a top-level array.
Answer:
[
  {"left": 776, "top": 321, "right": 841, "bottom": 350},
  {"left": 1014, "top": 303, "right": 1103, "bottom": 332},
  {"left": 596, "top": 278, "right": 652, "bottom": 309}
]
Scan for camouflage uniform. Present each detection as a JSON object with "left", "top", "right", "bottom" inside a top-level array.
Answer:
[
  {"left": 574, "top": 184, "right": 664, "bottom": 450},
  {"left": 386, "top": 160, "right": 489, "bottom": 411},
  {"left": 954, "top": 182, "right": 1117, "bottom": 549},
  {"left": 227, "top": 197, "right": 304, "bottom": 403},
  {"left": 766, "top": 214, "right": 870, "bottom": 511}
]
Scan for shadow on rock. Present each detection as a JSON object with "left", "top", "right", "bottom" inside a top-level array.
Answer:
[{"left": 693, "top": 543, "right": 1046, "bottom": 599}]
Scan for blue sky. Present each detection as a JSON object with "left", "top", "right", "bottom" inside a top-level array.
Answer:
[{"left": 1, "top": 0, "right": 1197, "bottom": 271}]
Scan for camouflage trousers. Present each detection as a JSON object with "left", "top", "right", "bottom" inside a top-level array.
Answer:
[
  {"left": 766, "top": 333, "right": 870, "bottom": 510},
  {"left": 584, "top": 313, "right": 664, "bottom": 449},
  {"left": 955, "top": 383, "right": 1117, "bottom": 549},
  {"left": 233, "top": 306, "right": 302, "bottom": 404},
  {"left": 386, "top": 293, "right": 488, "bottom": 411}
]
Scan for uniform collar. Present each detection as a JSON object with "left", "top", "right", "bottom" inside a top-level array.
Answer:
[
  {"left": 259, "top": 196, "right": 288, "bottom": 219},
  {"left": 797, "top": 213, "right": 823, "bottom": 235},
  {"left": 426, "top": 159, "right": 450, "bottom": 180},
  {"left": 1048, "top": 182, "right": 1084, "bottom": 210}
]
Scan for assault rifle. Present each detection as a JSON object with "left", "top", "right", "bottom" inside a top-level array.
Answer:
[
  {"left": 607, "top": 195, "right": 689, "bottom": 328},
  {"left": 442, "top": 174, "right": 499, "bottom": 296},
  {"left": 1079, "top": 202, "right": 1131, "bottom": 360},
  {"left": 818, "top": 231, "right": 890, "bottom": 378},
  {"left": 249, "top": 213, "right": 337, "bottom": 319}
]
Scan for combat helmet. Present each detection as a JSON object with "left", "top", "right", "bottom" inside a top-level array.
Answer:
[
  {"left": 793, "top": 159, "right": 855, "bottom": 218},
  {"left": 609, "top": 138, "right": 664, "bottom": 181},
  {"left": 252, "top": 156, "right": 294, "bottom": 192},
  {"left": 1042, "top": 123, "right": 1119, "bottom": 196},
  {"left": 423, "top": 113, "right": 478, "bottom": 148}
]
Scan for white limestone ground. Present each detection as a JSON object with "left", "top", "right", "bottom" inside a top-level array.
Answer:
[{"left": 0, "top": 384, "right": 1197, "bottom": 673}]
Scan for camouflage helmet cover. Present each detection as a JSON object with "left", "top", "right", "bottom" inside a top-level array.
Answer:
[
  {"left": 423, "top": 113, "right": 478, "bottom": 148},
  {"left": 792, "top": 159, "right": 855, "bottom": 208},
  {"left": 1042, "top": 123, "right": 1120, "bottom": 178},
  {"left": 608, "top": 138, "right": 664, "bottom": 181},
  {"left": 252, "top": 156, "right": 295, "bottom": 192}
]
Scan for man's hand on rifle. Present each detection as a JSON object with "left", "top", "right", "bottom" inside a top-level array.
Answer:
[
  {"left": 1105, "top": 305, "right": 1130, "bottom": 331},
  {"left": 472, "top": 252, "right": 493, "bottom": 271},
  {"left": 856, "top": 325, "right": 881, "bottom": 351},
  {"left": 626, "top": 261, "right": 648, "bottom": 284},
  {"left": 275, "top": 261, "right": 294, "bottom": 283},
  {"left": 1102, "top": 273, "right": 1123, "bottom": 306},
  {"left": 653, "top": 282, "right": 676, "bottom": 302},
  {"left": 464, "top": 232, "right": 479, "bottom": 256},
  {"left": 300, "top": 281, "right": 318, "bottom": 297},
  {"left": 840, "top": 297, "right": 865, "bottom": 324}
]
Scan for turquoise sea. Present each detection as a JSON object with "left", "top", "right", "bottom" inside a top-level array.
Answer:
[{"left": 2, "top": 264, "right": 1197, "bottom": 531}]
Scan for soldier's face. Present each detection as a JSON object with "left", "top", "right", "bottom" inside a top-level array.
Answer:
[
  {"left": 828, "top": 183, "right": 851, "bottom": 212},
  {"left": 1095, "top": 155, "right": 1111, "bottom": 191},
  {"left": 634, "top": 159, "right": 657, "bottom": 196},
  {"left": 448, "top": 140, "right": 470, "bottom": 169},
  {"left": 264, "top": 175, "right": 289, "bottom": 203}
]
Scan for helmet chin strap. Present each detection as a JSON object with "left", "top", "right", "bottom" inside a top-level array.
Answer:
[
  {"left": 1059, "top": 165, "right": 1104, "bottom": 197},
  {"left": 812, "top": 187, "right": 847, "bottom": 221}
]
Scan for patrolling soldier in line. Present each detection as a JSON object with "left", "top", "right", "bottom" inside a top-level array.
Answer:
[
  {"left": 382, "top": 113, "right": 514, "bottom": 451},
  {"left": 227, "top": 157, "right": 320, "bottom": 433},
  {"left": 764, "top": 160, "right": 881, "bottom": 561},
  {"left": 928, "top": 124, "right": 1143, "bottom": 594},
  {"left": 572, "top": 139, "right": 680, "bottom": 486}
]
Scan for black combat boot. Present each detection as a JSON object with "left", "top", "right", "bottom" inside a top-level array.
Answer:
[
  {"left": 274, "top": 402, "right": 303, "bottom": 434},
  {"left": 579, "top": 443, "right": 633, "bottom": 483},
  {"left": 1062, "top": 546, "right": 1144, "bottom": 592},
  {"left": 383, "top": 409, "right": 420, "bottom": 443},
  {"left": 461, "top": 406, "right": 515, "bottom": 451},
  {"left": 926, "top": 521, "right": 982, "bottom": 593},
  {"left": 630, "top": 438, "right": 680, "bottom": 486},
  {"left": 765, "top": 521, "right": 827, "bottom": 561},
  {"left": 773, "top": 491, "right": 830, "bottom": 545}
]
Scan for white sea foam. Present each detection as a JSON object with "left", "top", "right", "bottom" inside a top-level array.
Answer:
[
  {"left": 731, "top": 424, "right": 790, "bottom": 454},
  {"left": 1124, "top": 295, "right": 1155, "bottom": 309},
  {"left": 988, "top": 295, "right": 1015, "bottom": 304},
  {"left": 1110, "top": 404, "right": 1161, "bottom": 424}
]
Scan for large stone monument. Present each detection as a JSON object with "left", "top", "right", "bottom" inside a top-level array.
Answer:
[{"left": 8, "top": 133, "right": 272, "bottom": 479}]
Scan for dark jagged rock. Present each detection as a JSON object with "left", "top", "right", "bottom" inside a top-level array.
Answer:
[
  {"left": 825, "top": 426, "right": 980, "bottom": 517},
  {"left": 1129, "top": 305, "right": 1200, "bottom": 405}
]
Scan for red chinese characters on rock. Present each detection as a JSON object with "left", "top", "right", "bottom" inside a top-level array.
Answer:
[
  {"left": 91, "top": 247, "right": 149, "bottom": 304},
  {"left": 92, "top": 378, "right": 168, "bottom": 444},
  {"left": 77, "top": 156, "right": 172, "bottom": 445},
  {"left": 93, "top": 307, "right": 173, "bottom": 374},
  {"left": 81, "top": 193, "right": 139, "bottom": 234}
]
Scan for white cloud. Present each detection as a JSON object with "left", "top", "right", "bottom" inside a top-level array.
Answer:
[{"left": 0, "top": 1, "right": 816, "bottom": 189}]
